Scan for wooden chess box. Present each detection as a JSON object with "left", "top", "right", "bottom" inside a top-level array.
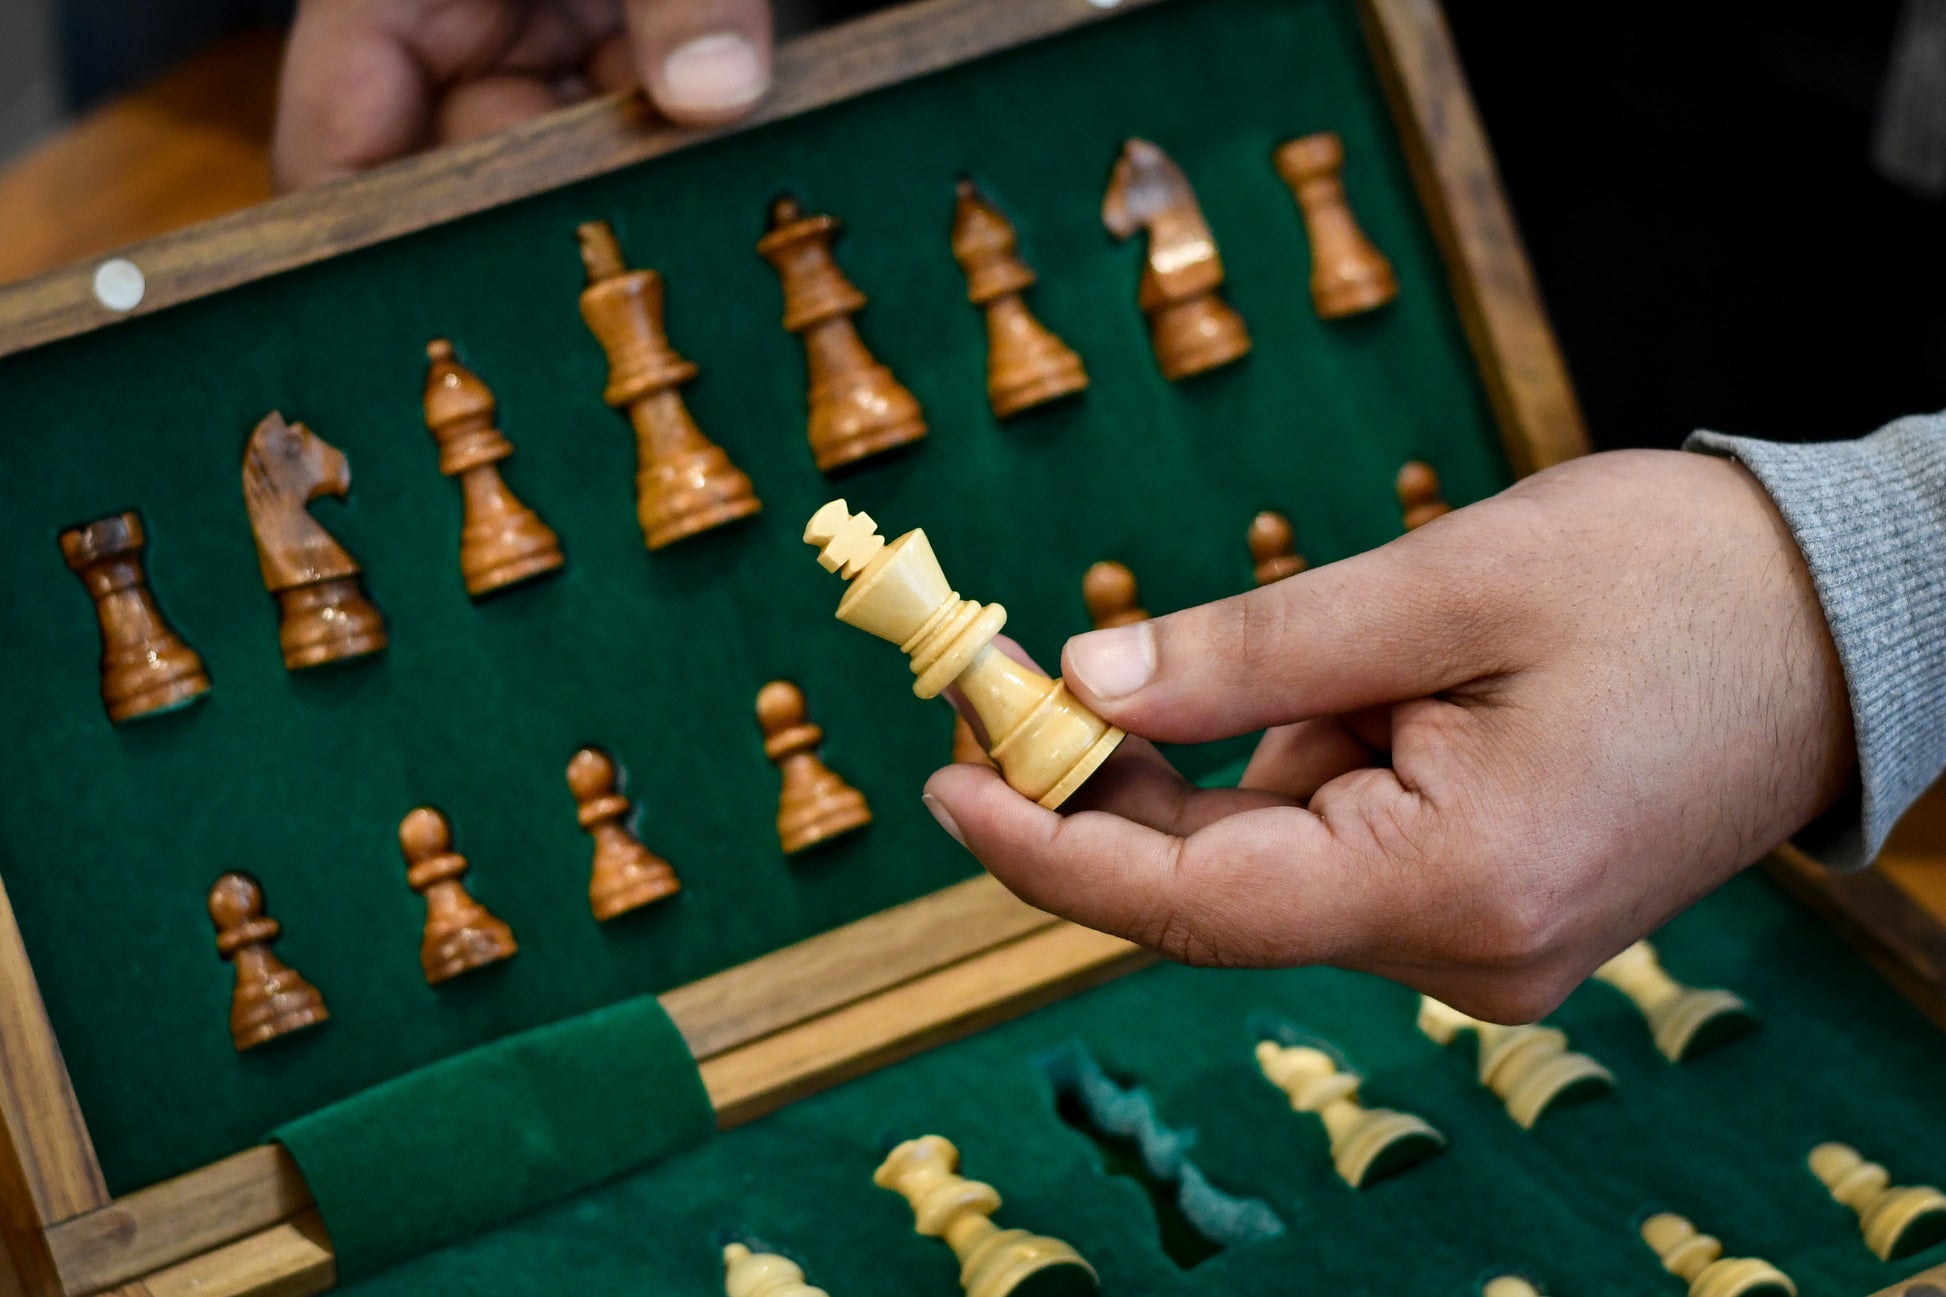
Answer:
[{"left": 0, "top": 2, "right": 1942, "bottom": 1296}]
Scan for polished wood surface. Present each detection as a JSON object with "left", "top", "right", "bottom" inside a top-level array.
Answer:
[
  {"left": 1274, "top": 131, "right": 1400, "bottom": 320},
  {"left": 399, "top": 807, "right": 518, "bottom": 985},
  {"left": 576, "top": 220, "right": 762, "bottom": 549},
  {"left": 759, "top": 197, "right": 927, "bottom": 472},
  {"left": 950, "top": 180, "right": 1088, "bottom": 418},
  {"left": 1101, "top": 137, "right": 1251, "bottom": 381},
  {"left": 805, "top": 500, "right": 1126, "bottom": 809},
  {"left": 566, "top": 747, "right": 681, "bottom": 921},
  {"left": 421, "top": 340, "right": 564, "bottom": 597},
  {"left": 207, "top": 875, "right": 328, "bottom": 1053},
  {"left": 240, "top": 414, "right": 387, "bottom": 670},
  {"left": 757, "top": 680, "right": 873, "bottom": 856},
  {"left": 58, "top": 512, "right": 210, "bottom": 724}
]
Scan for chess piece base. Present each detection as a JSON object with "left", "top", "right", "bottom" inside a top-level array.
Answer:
[
  {"left": 591, "top": 859, "right": 682, "bottom": 921},
  {"left": 1864, "top": 1186, "right": 1946, "bottom": 1260},
  {"left": 1149, "top": 296, "right": 1251, "bottom": 380},
  {"left": 779, "top": 783, "right": 873, "bottom": 855},
  {"left": 1687, "top": 1258, "right": 1795, "bottom": 1297},
  {"left": 1314, "top": 265, "right": 1399, "bottom": 320},
  {"left": 232, "top": 972, "right": 329, "bottom": 1051},
  {"left": 1651, "top": 990, "right": 1755, "bottom": 1062},
  {"left": 277, "top": 577, "right": 387, "bottom": 669},
  {"left": 962, "top": 1228, "right": 1098, "bottom": 1297},
  {"left": 639, "top": 448, "right": 762, "bottom": 550},
  {"left": 810, "top": 397, "right": 927, "bottom": 473},
  {"left": 423, "top": 920, "right": 517, "bottom": 984},
  {"left": 1335, "top": 1108, "right": 1445, "bottom": 1188},
  {"left": 991, "top": 360, "right": 1089, "bottom": 420},
  {"left": 1032, "top": 725, "right": 1126, "bottom": 810},
  {"left": 105, "top": 661, "right": 209, "bottom": 724},
  {"left": 462, "top": 523, "right": 563, "bottom": 597}
]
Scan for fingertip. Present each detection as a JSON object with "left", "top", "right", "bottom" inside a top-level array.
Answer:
[{"left": 636, "top": 22, "right": 771, "bottom": 124}]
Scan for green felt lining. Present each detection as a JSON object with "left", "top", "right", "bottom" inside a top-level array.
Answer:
[
  {"left": 327, "top": 874, "right": 1946, "bottom": 1296},
  {"left": 274, "top": 990, "right": 712, "bottom": 1282},
  {"left": 0, "top": 0, "right": 1509, "bottom": 1194}
]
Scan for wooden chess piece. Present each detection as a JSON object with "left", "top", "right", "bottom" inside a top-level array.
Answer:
[
  {"left": 421, "top": 338, "right": 564, "bottom": 596},
  {"left": 723, "top": 1243, "right": 831, "bottom": 1297},
  {"left": 208, "top": 873, "right": 328, "bottom": 1051},
  {"left": 242, "top": 413, "right": 388, "bottom": 669},
  {"left": 950, "top": 179, "right": 1087, "bottom": 418},
  {"left": 567, "top": 746, "right": 681, "bottom": 920},
  {"left": 805, "top": 500, "right": 1124, "bottom": 809},
  {"left": 1102, "top": 138, "right": 1250, "bottom": 380},
  {"left": 1483, "top": 1276, "right": 1544, "bottom": 1297},
  {"left": 758, "top": 680, "right": 872, "bottom": 854},
  {"left": 1273, "top": 132, "right": 1399, "bottom": 319},
  {"left": 576, "top": 220, "right": 761, "bottom": 549},
  {"left": 400, "top": 806, "right": 517, "bottom": 984},
  {"left": 1417, "top": 997, "right": 1612, "bottom": 1129},
  {"left": 1397, "top": 461, "right": 1451, "bottom": 530},
  {"left": 1082, "top": 561, "right": 1147, "bottom": 629},
  {"left": 1247, "top": 511, "right": 1307, "bottom": 586},
  {"left": 874, "top": 1134, "right": 1098, "bottom": 1297},
  {"left": 1808, "top": 1142, "right": 1946, "bottom": 1261},
  {"left": 59, "top": 510, "right": 210, "bottom": 723},
  {"left": 1595, "top": 941, "right": 1755, "bottom": 1062},
  {"left": 1639, "top": 1213, "right": 1794, "bottom": 1297},
  {"left": 759, "top": 196, "right": 926, "bottom": 471},
  {"left": 1254, "top": 1040, "right": 1443, "bottom": 1188}
]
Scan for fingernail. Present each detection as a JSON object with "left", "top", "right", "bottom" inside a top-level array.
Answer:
[
  {"left": 1065, "top": 623, "right": 1155, "bottom": 700},
  {"left": 922, "top": 793, "right": 964, "bottom": 846},
  {"left": 660, "top": 32, "right": 766, "bottom": 116}
]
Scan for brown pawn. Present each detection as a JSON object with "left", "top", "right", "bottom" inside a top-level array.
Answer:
[
  {"left": 576, "top": 220, "right": 761, "bottom": 550},
  {"left": 950, "top": 179, "right": 1088, "bottom": 418},
  {"left": 208, "top": 873, "right": 328, "bottom": 1051},
  {"left": 758, "top": 196, "right": 927, "bottom": 471},
  {"left": 1083, "top": 560, "right": 1149, "bottom": 629},
  {"left": 1274, "top": 132, "right": 1399, "bottom": 320},
  {"left": 421, "top": 339, "right": 564, "bottom": 596},
  {"left": 1397, "top": 461, "right": 1452, "bottom": 530},
  {"left": 1248, "top": 511, "right": 1308, "bottom": 586},
  {"left": 1102, "top": 138, "right": 1251, "bottom": 380},
  {"left": 757, "top": 680, "right": 872, "bottom": 855},
  {"left": 567, "top": 747, "right": 681, "bottom": 920},
  {"left": 399, "top": 807, "right": 517, "bottom": 984},
  {"left": 59, "top": 511, "right": 210, "bottom": 723},
  {"left": 241, "top": 413, "right": 388, "bottom": 669}
]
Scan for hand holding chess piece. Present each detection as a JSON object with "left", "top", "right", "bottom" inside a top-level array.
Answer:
[
  {"left": 920, "top": 452, "right": 1852, "bottom": 1029},
  {"left": 805, "top": 500, "right": 1123, "bottom": 809}
]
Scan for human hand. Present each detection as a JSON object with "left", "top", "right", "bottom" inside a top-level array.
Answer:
[
  {"left": 274, "top": 0, "right": 773, "bottom": 191},
  {"left": 923, "top": 450, "right": 1856, "bottom": 1023}
]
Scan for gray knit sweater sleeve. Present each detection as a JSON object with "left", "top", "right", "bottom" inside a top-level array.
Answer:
[{"left": 1686, "top": 414, "right": 1946, "bottom": 869}]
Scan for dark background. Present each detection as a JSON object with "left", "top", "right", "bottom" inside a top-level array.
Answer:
[{"left": 47, "top": 0, "right": 1946, "bottom": 455}]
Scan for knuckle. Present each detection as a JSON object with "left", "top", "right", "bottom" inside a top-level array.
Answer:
[{"left": 1453, "top": 972, "right": 1577, "bottom": 1026}]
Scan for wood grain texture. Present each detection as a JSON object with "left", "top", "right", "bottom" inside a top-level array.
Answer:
[
  {"left": 139, "top": 1214, "right": 331, "bottom": 1297},
  {"left": 1358, "top": 0, "right": 1590, "bottom": 474},
  {"left": 0, "top": 880, "right": 111, "bottom": 1297},
  {"left": 0, "top": 0, "right": 1166, "bottom": 362},
  {"left": 1764, "top": 845, "right": 1946, "bottom": 1035}
]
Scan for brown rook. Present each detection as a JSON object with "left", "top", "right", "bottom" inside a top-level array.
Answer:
[
  {"left": 422, "top": 339, "right": 564, "bottom": 596},
  {"left": 1274, "top": 132, "right": 1399, "bottom": 320},
  {"left": 400, "top": 806, "right": 518, "bottom": 984},
  {"left": 59, "top": 510, "right": 210, "bottom": 722},
  {"left": 951, "top": 179, "right": 1087, "bottom": 418},
  {"left": 758, "top": 679, "right": 872, "bottom": 854},
  {"left": 568, "top": 746, "right": 681, "bottom": 920},
  {"left": 208, "top": 872, "right": 329, "bottom": 1051},
  {"left": 759, "top": 196, "right": 926, "bottom": 471},
  {"left": 576, "top": 220, "right": 761, "bottom": 549}
]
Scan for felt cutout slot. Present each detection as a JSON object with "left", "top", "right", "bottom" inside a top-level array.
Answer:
[{"left": 1040, "top": 1045, "right": 1283, "bottom": 1269}]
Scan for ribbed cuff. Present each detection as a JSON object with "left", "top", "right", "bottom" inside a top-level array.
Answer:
[{"left": 1685, "top": 415, "right": 1946, "bottom": 869}]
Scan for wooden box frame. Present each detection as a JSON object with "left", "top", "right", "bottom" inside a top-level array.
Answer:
[{"left": 0, "top": 3, "right": 1940, "bottom": 1296}]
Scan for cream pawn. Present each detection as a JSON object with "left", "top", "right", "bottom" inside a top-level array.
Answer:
[
  {"left": 1418, "top": 997, "right": 1613, "bottom": 1128},
  {"left": 1808, "top": 1142, "right": 1946, "bottom": 1261},
  {"left": 1482, "top": 1276, "right": 1544, "bottom": 1297},
  {"left": 1253, "top": 1040, "right": 1443, "bottom": 1188},
  {"left": 804, "top": 501, "right": 1124, "bottom": 808},
  {"left": 873, "top": 1135, "right": 1096, "bottom": 1297},
  {"left": 1639, "top": 1213, "right": 1794, "bottom": 1297},
  {"left": 723, "top": 1242, "right": 831, "bottom": 1297},
  {"left": 1595, "top": 940, "right": 1754, "bottom": 1062}
]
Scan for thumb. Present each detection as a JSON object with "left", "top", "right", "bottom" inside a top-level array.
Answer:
[
  {"left": 1059, "top": 533, "right": 1503, "bottom": 744},
  {"left": 625, "top": 0, "right": 773, "bottom": 126}
]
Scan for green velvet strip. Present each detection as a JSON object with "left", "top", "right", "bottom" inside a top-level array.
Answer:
[{"left": 273, "top": 991, "right": 713, "bottom": 1282}]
